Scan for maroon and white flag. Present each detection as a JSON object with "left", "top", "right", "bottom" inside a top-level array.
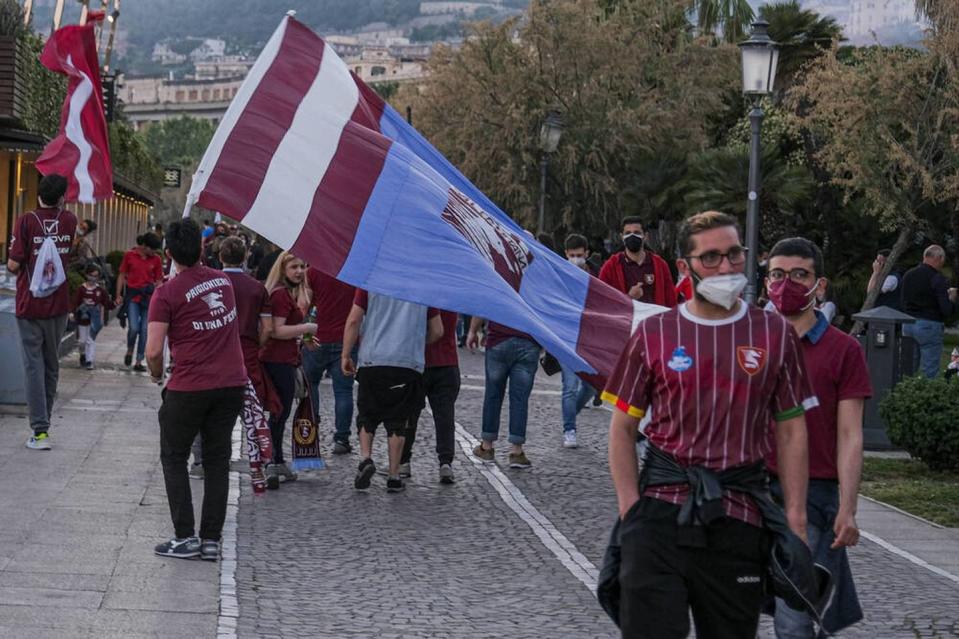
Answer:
[{"left": 36, "top": 22, "right": 113, "bottom": 204}]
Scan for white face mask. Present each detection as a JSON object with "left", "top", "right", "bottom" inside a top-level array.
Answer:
[
  {"left": 568, "top": 256, "right": 586, "bottom": 267},
  {"left": 694, "top": 273, "right": 747, "bottom": 310}
]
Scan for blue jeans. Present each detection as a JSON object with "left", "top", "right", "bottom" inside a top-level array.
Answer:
[
  {"left": 560, "top": 363, "right": 594, "bottom": 432},
  {"left": 481, "top": 337, "right": 539, "bottom": 445},
  {"left": 903, "top": 319, "right": 944, "bottom": 379},
  {"left": 78, "top": 303, "right": 103, "bottom": 339},
  {"left": 301, "top": 342, "right": 356, "bottom": 443},
  {"left": 126, "top": 300, "right": 149, "bottom": 362},
  {"left": 771, "top": 479, "right": 862, "bottom": 637}
]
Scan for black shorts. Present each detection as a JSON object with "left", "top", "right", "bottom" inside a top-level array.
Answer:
[
  {"left": 619, "top": 498, "right": 769, "bottom": 639},
  {"left": 356, "top": 366, "right": 424, "bottom": 436}
]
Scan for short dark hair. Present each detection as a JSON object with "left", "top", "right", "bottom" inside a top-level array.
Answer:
[
  {"left": 219, "top": 236, "right": 247, "bottom": 266},
  {"left": 38, "top": 174, "right": 68, "bottom": 206},
  {"left": 621, "top": 216, "right": 644, "bottom": 231},
  {"left": 141, "top": 233, "right": 162, "bottom": 251},
  {"left": 165, "top": 219, "right": 202, "bottom": 266},
  {"left": 83, "top": 219, "right": 97, "bottom": 233},
  {"left": 878, "top": 249, "right": 892, "bottom": 258},
  {"left": 564, "top": 234, "right": 588, "bottom": 251},
  {"left": 84, "top": 262, "right": 101, "bottom": 276},
  {"left": 769, "top": 237, "right": 824, "bottom": 277},
  {"left": 537, "top": 232, "right": 556, "bottom": 252},
  {"left": 678, "top": 211, "right": 741, "bottom": 256}
]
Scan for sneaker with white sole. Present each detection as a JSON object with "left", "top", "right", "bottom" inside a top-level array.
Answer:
[
  {"left": 472, "top": 443, "right": 494, "bottom": 463},
  {"left": 439, "top": 463, "right": 455, "bottom": 484},
  {"left": 563, "top": 430, "right": 578, "bottom": 448},
  {"left": 332, "top": 440, "right": 352, "bottom": 455},
  {"left": 266, "top": 464, "right": 280, "bottom": 490},
  {"left": 189, "top": 464, "right": 204, "bottom": 480},
  {"left": 508, "top": 451, "right": 532, "bottom": 469},
  {"left": 274, "top": 463, "right": 297, "bottom": 483},
  {"left": 386, "top": 476, "right": 405, "bottom": 493},
  {"left": 26, "top": 433, "right": 51, "bottom": 450},
  {"left": 354, "top": 458, "right": 375, "bottom": 490},
  {"left": 398, "top": 462, "right": 411, "bottom": 478},
  {"left": 200, "top": 539, "right": 220, "bottom": 561},
  {"left": 154, "top": 536, "right": 200, "bottom": 559}
]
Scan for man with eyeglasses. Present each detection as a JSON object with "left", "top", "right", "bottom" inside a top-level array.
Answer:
[
  {"left": 603, "top": 211, "right": 813, "bottom": 639},
  {"left": 599, "top": 216, "right": 677, "bottom": 307},
  {"left": 764, "top": 237, "right": 870, "bottom": 637}
]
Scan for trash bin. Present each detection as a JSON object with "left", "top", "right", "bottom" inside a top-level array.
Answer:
[{"left": 852, "top": 306, "right": 919, "bottom": 449}]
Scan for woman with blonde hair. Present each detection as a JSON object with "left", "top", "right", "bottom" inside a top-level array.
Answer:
[{"left": 260, "top": 252, "right": 317, "bottom": 489}]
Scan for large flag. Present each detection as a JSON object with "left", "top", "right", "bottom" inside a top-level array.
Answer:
[
  {"left": 185, "top": 14, "right": 664, "bottom": 384},
  {"left": 36, "top": 22, "right": 113, "bottom": 204}
]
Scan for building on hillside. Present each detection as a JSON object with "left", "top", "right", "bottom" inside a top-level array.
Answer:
[
  {"left": 343, "top": 46, "right": 428, "bottom": 84},
  {"left": 193, "top": 56, "right": 255, "bottom": 80},
  {"left": 419, "top": 1, "right": 502, "bottom": 15},
  {"left": 118, "top": 76, "right": 244, "bottom": 131},
  {"left": 189, "top": 38, "right": 227, "bottom": 62},
  {"left": 151, "top": 42, "right": 186, "bottom": 65}
]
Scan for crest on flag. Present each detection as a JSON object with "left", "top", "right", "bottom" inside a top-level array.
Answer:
[
  {"left": 737, "top": 346, "right": 767, "bottom": 376},
  {"left": 441, "top": 188, "right": 533, "bottom": 292}
]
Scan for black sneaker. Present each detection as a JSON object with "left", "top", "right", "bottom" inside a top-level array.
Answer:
[
  {"left": 154, "top": 536, "right": 200, "bottom": 559},
  {"left": 124, "top": 353, "right": 133, "bottom": 367},
  {"left": 266, "top": 464, "right": 280, "bottom": 490},
  {"left": 354, "top": 458, "right": 375, "bottom": 490},
  {"left": 332, "top": 440, "right": 352, "bottom": 455},
  {"left": 133, "top": 363, "right": 146, "bottom": 373},
  {"left": 79, "top": 353, "right": 87, "bottom": 367},
  {"left": 386, "top": 476, "right": 405, "bottom": 493},
  {"left": 200, "top": 539, "right": 220, "bottom": 561}
]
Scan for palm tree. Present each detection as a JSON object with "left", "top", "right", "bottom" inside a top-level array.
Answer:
[
  {"left": 759, "top": 0, "right": 845, "bottom": 89},
  {"left": 690, "top": 0, "right": 755, "bottom": 43}
]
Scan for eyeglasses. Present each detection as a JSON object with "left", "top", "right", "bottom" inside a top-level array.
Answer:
[
  {"left": 685, "top": 246, "right": 748, "bottom": 268},
  {"left": 767, "top": 268, "right": 815, "bottom": 283}
]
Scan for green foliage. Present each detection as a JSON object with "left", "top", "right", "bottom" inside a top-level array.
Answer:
[
  {"left": 371, "top": 82, "right": 400, "bottom": 102},
  {"left": 142, "top": 116, "right": 216, "bottom": 168},
  {"left": 108, "top": 123, "right": 163, "bottom": 192},
  {"left": 880, "top": 376, "right": 959, "bottom": 471},
  {"left": 691, "top": 0, "right": 754, "bottom": 43},
  {"left": 18, "top": 32, "right": 67, "bottom": 138},
  {"left": 66, "top": 270, "right": 84, "bottom": 298},
  {"left": 410, "top": 22, "right": 464, "bottom": 42},
  {"left": 0, "top": 0, "right": 24, "bottom": 37},
  {"left": 759, "top": 0, "right": 844, "bottom": 88},
  {"left": 105, "top": 250, "right": 125, "bottom": 278}
]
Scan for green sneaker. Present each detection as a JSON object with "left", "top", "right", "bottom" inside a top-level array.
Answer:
[
  {"left": 508, "top": 451, "right": 532, "bottom": 469},
  {"left": 472, "top": 443, "right": 494, "bottom": 463},
  {"left": 26, "top": 433, "right": 51, "bottom": 450}
]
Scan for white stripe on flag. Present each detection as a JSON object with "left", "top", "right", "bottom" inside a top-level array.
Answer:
[
  {"left": 187, "top": 16, "right": 289, "bottom": 205},
  {"left": 631, "top": 300, "right": 667, "bottom": 336},
  {"left": 241, "top": 43, "right": 359, "bottom": 248},
  {"left": 63, "top": 54, "right": 95, "bottom": 203}
]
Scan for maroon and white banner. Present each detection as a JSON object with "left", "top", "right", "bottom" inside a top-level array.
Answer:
[{"left": 36, "top": 22, "right": 113, "bottom": 204}]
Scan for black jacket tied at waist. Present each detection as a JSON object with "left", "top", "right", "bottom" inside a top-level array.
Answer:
[{"left": 598, "top": 443, "right": 835, "bottom": 634}]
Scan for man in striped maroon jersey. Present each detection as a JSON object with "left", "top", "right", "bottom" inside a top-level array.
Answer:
[{"left": 602, "top": 211, "right": 813, "bottom": 639}]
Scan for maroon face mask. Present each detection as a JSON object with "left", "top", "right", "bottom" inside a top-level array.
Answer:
[{"left": 768, "top": 279, "right": 818, "bottom": 316}]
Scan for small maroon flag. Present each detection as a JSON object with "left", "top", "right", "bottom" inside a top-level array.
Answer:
[{"left": 35, "top": 22, "right": 113, "bottom": 204}]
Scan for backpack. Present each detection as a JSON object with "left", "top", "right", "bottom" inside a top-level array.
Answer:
[{"left": 28, "top": 211, "right": 67, "bottom": 299}]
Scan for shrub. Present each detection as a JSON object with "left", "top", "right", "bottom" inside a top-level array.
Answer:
[
  {"left": 879, "top": 375, "right": 959, "bottom": 471},
  {"left": 105, "top": 250, "right": 124, "bottom": 277},
  {"left": 66, "top": 270, "right": 84, "bottom": 298}
]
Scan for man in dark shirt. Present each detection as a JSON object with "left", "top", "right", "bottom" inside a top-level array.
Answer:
[{"left": 901, "top": 245, "right": 958, "bottom": 378}]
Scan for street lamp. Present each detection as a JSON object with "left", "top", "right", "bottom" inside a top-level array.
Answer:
[
  {"left": 738, "top": 20, "right": 779, "bottom": 304},
  {"left": 537, "top": 110, "right": 563, "bottom": 235}
]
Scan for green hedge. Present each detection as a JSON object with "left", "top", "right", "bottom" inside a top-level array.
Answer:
[{"left": 879, "top": 375, "right": 959, "bottom": 471}]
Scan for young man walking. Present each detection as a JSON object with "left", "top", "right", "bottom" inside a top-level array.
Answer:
[
  {"left": 603, "top": 211, "right": 813, "bottom": 639},
  {"left": 765, "top": 237, "right": 871, "bottom": 637},
  {"left": 598, "top": 215, "right": 677, "bottom": 307},
  {"left": 400, "top": 309, "right": 460, "bottom": 484},
  {"left": 146, "top": 219, "right": 247, "bottom": 561},
  {"left": 342, "top": 291, "right": 443, "bottom": 492},
  {"left": 559, "top": 234, "right": 597, "bottom": 448},
  {"left": 7, "top": 174, "right": 77, "bottom": 450}
]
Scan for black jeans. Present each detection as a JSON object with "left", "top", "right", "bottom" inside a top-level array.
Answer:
[
  {"left": 158, "top": 386, "right": 244, "bottom": 541},
  {"left": 263, "top": 361, "right": 297, "bottom": 464},
  {"left": 401, "top": 366, "right": 460, "bottom": 466},
  {"left": 619, "top": 498, "right": 768, "bottom": 639}
]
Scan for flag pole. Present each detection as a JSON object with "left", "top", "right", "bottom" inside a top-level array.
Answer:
[
  {"left": 78, "top": 0, "right": 90, "bottom": 26},
  {"left": 22, "top": 0, "right": 34, "bottom": 26},
  {"left": 102, "top": 0, "right": 120, "bottom": 72},
  {"left": 95, "top": 0, "right": 108, "bottom": 50},
  {"left": 52, "top": 0, "right": 65, "bottom": 30}
]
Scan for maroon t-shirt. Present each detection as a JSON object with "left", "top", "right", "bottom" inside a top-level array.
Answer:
[
  {"left": 621, "top": 253, "right": 657, "bottom": 304},
  {"left": 148, "top": 265, "right": 247, "bottom": 392},
  {"left": 307, "top": 268, "right": 354, "bottom": 344},
  {"left": 766, "top": 323, "right": 872, "bottom": 480},
  {"left": 224, "top": 269, "right": 271, "bottom": 356},
  {"left": 485, "top": 322, "right": 535, "bottom": 349},
  {"left": 72, "top": 284, "right": 110, "bottom": 326},
  {"left": 259, "top": 287, "right": 305, "bottom": 365},
  {"left": 426, "top": 311, "right": 459, "bottom": 368},
  {"left": 8, "top": 207, "right": 78, "bottom": 319}
]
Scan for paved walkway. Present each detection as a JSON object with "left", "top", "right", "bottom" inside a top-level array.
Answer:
[{"left": 0, "top": 325, "right": 957, "bottom": 638}]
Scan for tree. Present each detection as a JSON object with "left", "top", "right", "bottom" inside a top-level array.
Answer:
[
  {"left": 759, "top": 0, "right": 844, "bottom": 90},
  {"left": 690, "top": 0, "right": 754, "bottom": 43},
  {"left": 406, "top": 0, "right": 738, "bottom": 236},
  {"left": 143, "top": 116, "right": 216, "bottom": 168}
]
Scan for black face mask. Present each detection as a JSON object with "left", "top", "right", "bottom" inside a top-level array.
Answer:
[{"left": 623, "top": 234, "right": 644, "bottom": 253}]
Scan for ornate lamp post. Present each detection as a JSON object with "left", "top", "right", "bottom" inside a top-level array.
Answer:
[
  {"left": 738, "top": 20, "right": 779, "bottom": 304},
  {"left": 537, "top": 110, "right": 563, "bottom": 235}
]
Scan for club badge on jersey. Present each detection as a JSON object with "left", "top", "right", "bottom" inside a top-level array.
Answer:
[
  {"left": 736, "top": 346, "right": 768, "bottom": 376},
  {"left": 667, "top": 346, "right": 694, "bottom": 373}
]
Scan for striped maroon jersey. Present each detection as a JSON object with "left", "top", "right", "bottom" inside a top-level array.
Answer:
[{"left": 602, "top": 302, "right": 816, "bottom": 526}]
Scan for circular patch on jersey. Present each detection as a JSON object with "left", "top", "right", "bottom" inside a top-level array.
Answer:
[{"left": 667, "top": 346, "right": 694, "bottom": 372}]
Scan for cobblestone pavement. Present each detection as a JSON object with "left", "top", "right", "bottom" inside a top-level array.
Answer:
[{"left": 235, "top": 348, "right": 959, "bottom": 639}]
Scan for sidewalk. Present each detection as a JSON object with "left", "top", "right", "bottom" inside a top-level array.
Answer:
[{"left": 0, "top": 323, "right": 219, "bottom": 639}]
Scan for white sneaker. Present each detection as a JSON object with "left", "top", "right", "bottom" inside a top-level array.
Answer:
[
  {"left": 563, "top": 430, "right": 578, "bottom": 448},
  {"left": 26, "top": 433, "right": 52, "bottom": 450}
]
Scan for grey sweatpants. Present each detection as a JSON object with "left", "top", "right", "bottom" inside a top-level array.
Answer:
[{"left": 17, "top": 315, "right": 68, "bottom": 435}]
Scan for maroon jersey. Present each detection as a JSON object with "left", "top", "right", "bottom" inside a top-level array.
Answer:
[
  {"left": 8, "top": 207, "right": 78, "bottom": 319},
  {"left": 223, "top": 268, "right": 271, "bottom": 356},
  {"left": 621, "top": 253, "right": 657, "bottom": 304},
  {"left": 72, "top": 283, "right": 110, "bottom": 326},
  {"left": 259, "top": 287, "right": 305, "bottom": 366},
  {"left": 148, "top": 265, "right": 247, "bottom": 392},
  {"left": 602, "top": 303, "right": 816, "bottom": 526},
  {"left": 426, "top": 310, "right": 459, "bottom": 368},
  {"left": 307, "top": 268, "right": 354, "bottom": 344}
]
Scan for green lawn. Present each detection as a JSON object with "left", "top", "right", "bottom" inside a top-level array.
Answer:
[{"left": 860, "top": 458, "right": 959, "bottom": 528}]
